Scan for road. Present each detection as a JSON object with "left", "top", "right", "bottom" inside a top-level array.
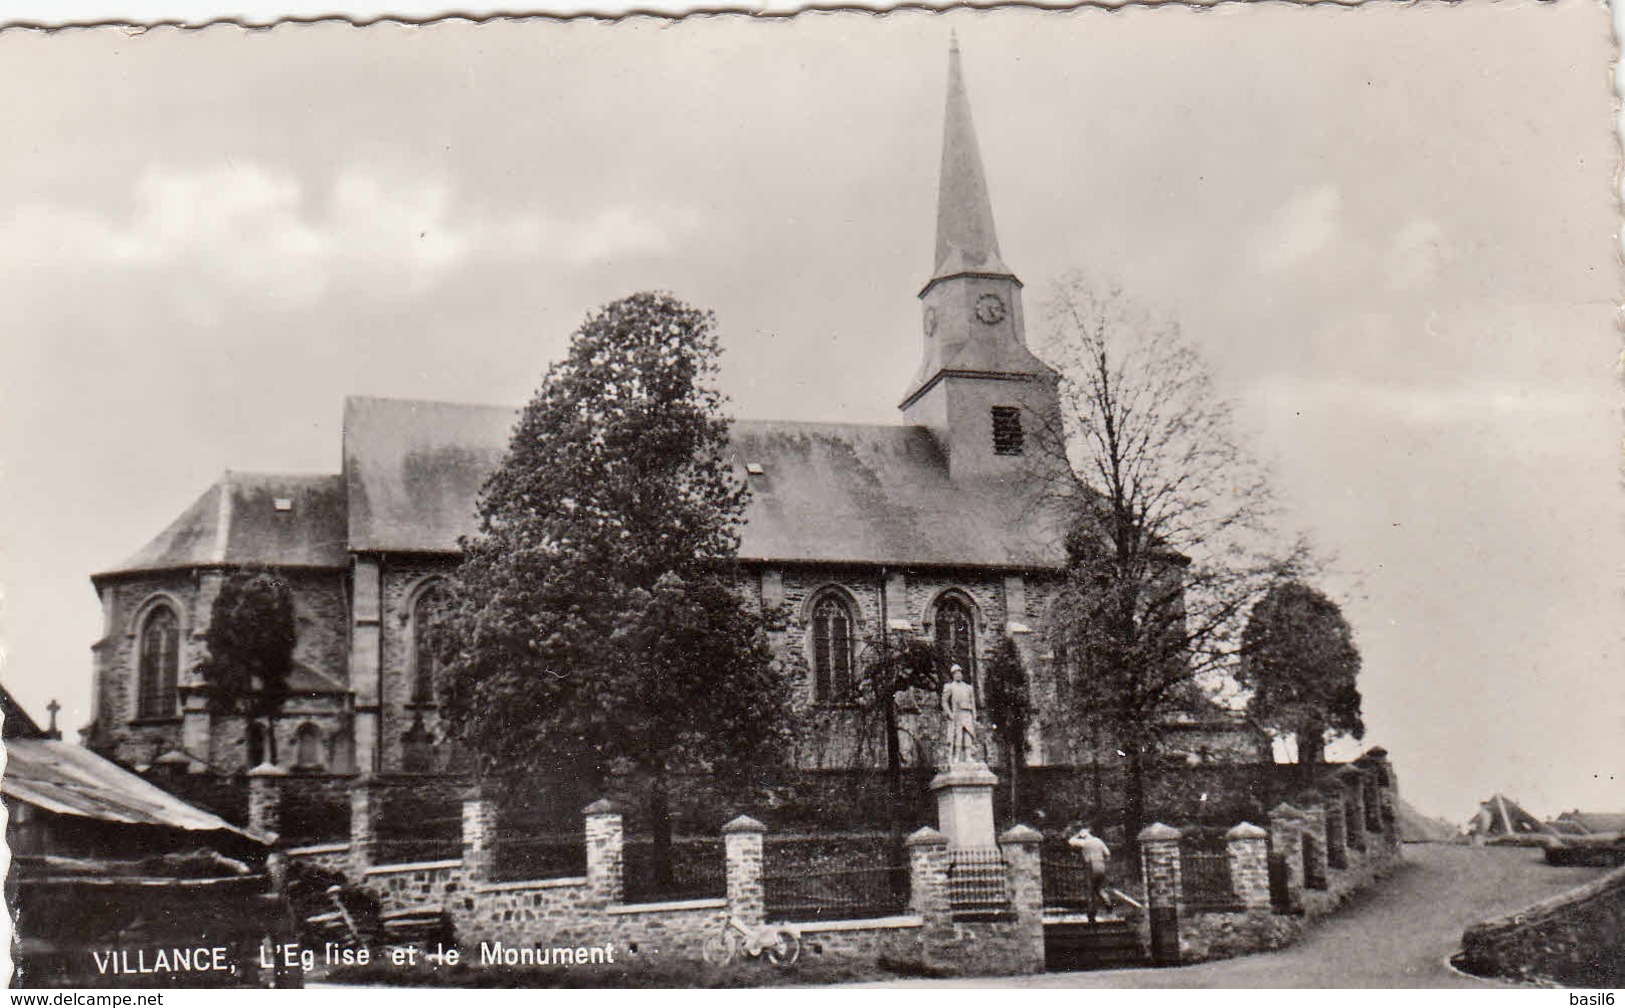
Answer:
[{"left": 879, "top": 844, "right": 1609, "bottom": 988}]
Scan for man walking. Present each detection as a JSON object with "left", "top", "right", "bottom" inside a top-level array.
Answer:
[{"left": 1068, "top": 824, "right": 1112, "bottom": 922}]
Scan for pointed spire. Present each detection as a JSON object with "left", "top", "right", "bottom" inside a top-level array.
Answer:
[{"left": 931, "top": 35, "right": 1013, "bottom": 283}]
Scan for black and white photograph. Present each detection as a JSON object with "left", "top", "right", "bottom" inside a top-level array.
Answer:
[{"left": 1, "top": 1, "right": 1620, "bottom": 991}]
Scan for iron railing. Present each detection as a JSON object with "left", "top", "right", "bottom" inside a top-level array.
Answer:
[
  {"left": 947, "top": 847, "right": 1009, "bottom": 915},
  {"left": 1267, "top": 851, "right": 1291, "bottom": 911},
  {"left": 1040, "top": 857, "right": 1097, "bottom": 910},
  {"left": 621, "top": 840, "right": 724, "bottom": 903},
  {"left": 765, "top": 864, "right": 908, "bottom": 922},
  {"left": 373, "top": 837, "right": 461, "bottom": 864},
  {"left": 1180, "top": 850, "right": 1237, "bottom": 911},
  {"left": 490, "top": 836, "right": 586, "bottom": 882},
  {"left": 1040, "top": 839, "right": 1143, "bottom": 908}
]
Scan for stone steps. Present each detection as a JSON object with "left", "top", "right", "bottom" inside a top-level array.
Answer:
[{"left": 1043, "top": 919, "right": 1147, "bottom": 972}]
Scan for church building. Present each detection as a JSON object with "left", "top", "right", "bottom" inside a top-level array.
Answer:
[{"left": 84, "top": 41, "right": 1264, "bottom": 781}]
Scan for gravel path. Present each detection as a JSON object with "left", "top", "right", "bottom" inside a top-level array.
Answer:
[{"left": 871, "top": 844, "right": 1608, "bottom": 988}]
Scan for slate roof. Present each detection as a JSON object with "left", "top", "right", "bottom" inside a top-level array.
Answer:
[
  {"left": 99, "top": 472, "right": 347, "bottom": 577},
  {"left": 1553, "top": 811, "right": 1625, "bottom": 835},
  {"left": 3, "top": 736, "right": 260, "bottom": 841},
  {"left": 110, "top": 394, "right": 1075, "bottom": 572},
  {"left": 342, "top": 397, "right": 1072, "bottom": 570},
  {"left": 344, "top": 396, "right": 515, "bottom": 554},
  {"left": 730, "top": 421, "right": 1068, "bottom": 568}
]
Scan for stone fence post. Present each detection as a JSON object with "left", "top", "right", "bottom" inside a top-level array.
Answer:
[
  {"left": 584, "top": 799, "right": 623, "bottom": 904},
  {"left": 350, "top": 776, "right": 380, "bottom": 875},
  {"left": 1343, "top": 773, "right": 1368, "bottom": 853},
  {"left": 999, "top": 825, "right": 1045, "bottom": 974},
  {"left": 1321, "top": 787, "right": 1348, "bottom": 871},
  {"left": 1268, "top": 803, "right": 1306, "bottom": 912},
  {"left": 1225, "top": 822, "right": 1271, "bottom": 911},
  {"left": 906, "top": 826, "right": 950, "bottom": 923},
  {"left": 1138, "top": 822, "right": 1182, "bottom": 965},
  {"left": 1300, "top": 798, "right": 1330, "bottom": 890},
  {"left": 247, "top": 762, "right": 287, "bottom": 838},
  {"left": 1364, "top": 747, "right": 1401, "bottom": 849},
  {"left": 723, "top": 815, "right": 766, "bottom": 927},
  {"left": 461, "top": 784, "right": 497, "bottom": 885}
]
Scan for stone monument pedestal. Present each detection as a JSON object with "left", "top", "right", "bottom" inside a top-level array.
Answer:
[{"left": 929, "top": 759, "right": 1000, "bottom": 849}]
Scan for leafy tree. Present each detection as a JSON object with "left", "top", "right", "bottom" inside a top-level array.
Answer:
[
  {"left": 983, "top": 634, "right": 1032, "bottom": 821},
  {"left": 197, "top": 567, "right": 297, "bottom": 767},
  {"left": 435, "top": 291, "right": 795, "bottom": 886},
  {"left": 1238, "top": 580, "right": 1363, "bottom": 776},
  {"left": 1035, "top": 278, "right": 1312, "bottom": 842},
  {"left": 847, "top": 630, "right": 940, "bottom": 849}
]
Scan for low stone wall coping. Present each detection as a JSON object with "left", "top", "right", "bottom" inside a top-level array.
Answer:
[
  {"left": 792, "top": 915, "right": 925, "bottom": 933},
  {"left": 286, "top": 842, "right": 351, "bottom": 856},
  {"left": 1465, "top": 863, "right": 1625, "bottom": 939},
  {"left": 606, "top": 897, "right": 727, "bottom": 916},
  {"left": 364, "top": 859, "right": 464, "bottom": 876},
  {"left": 474, "top": 876, "right": 588, "bottom": 894}
]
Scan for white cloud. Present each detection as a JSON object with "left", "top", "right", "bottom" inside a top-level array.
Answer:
[
  {"left": 1255, "top": 183, "right": 1342, "bottom": 273},
  {"left": 0, "top": 162, "right": 701, "bottom": 311}
]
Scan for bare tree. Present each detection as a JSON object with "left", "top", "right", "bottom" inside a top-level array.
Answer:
[{"left": 1035, "top": 276, "right": 1313, "bottom": 842}]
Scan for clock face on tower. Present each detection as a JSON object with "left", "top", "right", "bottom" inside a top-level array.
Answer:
[{"left": 975, "top": 292, "right": 1007, "bottom": 325}]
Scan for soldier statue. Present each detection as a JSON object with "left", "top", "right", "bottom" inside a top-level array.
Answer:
[{"left": 940, "top": 663, "right": 978, "bottom": 764}]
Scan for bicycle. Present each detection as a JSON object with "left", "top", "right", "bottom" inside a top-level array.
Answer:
[{"left": 700, "top": 914, "right": 800, "bottom": 967}]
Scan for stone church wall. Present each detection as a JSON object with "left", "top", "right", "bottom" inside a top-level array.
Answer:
[
  {"left": 286, "top": 569, "right": 350, "bottom": 688},
  {"left": 92, "top": 572, "right": 201, "bottom": 766},
  {"left": 759, "top": 563, "right": 1066, "bottom": 771},
  {"left": 91, "top": 566, "right": 350, "bottom": 772}
]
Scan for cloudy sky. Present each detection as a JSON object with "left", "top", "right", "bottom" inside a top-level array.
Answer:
[{"left": 0, "top": 2, "right": 1618, "bottom": 823}]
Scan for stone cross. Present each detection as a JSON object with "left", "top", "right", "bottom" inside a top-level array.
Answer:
[{"left": 45, "top": 699, "right": 61, "bottom": 739}]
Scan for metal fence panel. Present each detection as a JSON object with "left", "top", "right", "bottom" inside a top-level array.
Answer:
[{"left": 765, "top": 864, "right": 908, "bottom": 922}]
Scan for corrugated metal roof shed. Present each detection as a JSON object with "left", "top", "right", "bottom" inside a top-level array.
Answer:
[{"left": 3, "top": 738, "right": 261, "bottom": 842}]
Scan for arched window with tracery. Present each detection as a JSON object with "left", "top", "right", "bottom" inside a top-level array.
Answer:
[
  {"left": 136, "top": 605, "right": 180, "bottom": 719},
  {"left": 934, "top": 594, "right": 976, "bottom": 684},
  {"left": 410, "top": 585, "right": 444, "bottom": 705},
  {"left": 811, "top": 593, "right": 855, "bottom": 703}
]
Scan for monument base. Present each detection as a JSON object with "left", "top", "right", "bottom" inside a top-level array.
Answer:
[{"left": 929, "top": 759, "right": 1000, "bottom": 850}]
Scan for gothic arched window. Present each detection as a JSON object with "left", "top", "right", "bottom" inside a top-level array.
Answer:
[
  {"left": 410, "top": 585, "right": 444, "bottom": 705},
  {"left": 811, "top": 594, "right": 855, "bottom": 703},
  {"left": 934, "top": 594, "right": 976, "bottom": 683},
  {"left": 136, "top": 605, "right": 180, "bottom": 719}
]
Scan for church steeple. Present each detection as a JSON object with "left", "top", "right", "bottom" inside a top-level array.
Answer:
[
  {"left": 929, "top": 32, "right": 1015, "bottom": 287},
  {"left": 902, "top": 37, "right": 1062, "bottom": 485}
]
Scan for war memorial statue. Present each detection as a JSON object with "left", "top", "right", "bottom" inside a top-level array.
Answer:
[{"left": 940, "top": 663, "right": 979, "bottom": 765}]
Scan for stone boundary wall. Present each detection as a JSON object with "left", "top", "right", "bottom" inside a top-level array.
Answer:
[
  {"left": 283, "top": 784, "right": 1047, "bottom": 978},
  {"left": 276, "top": 751, "right": 1403, "bottom": 975},
  {"left": 1136, "top": 748, "right": 1405, "bottom": 965},
  {"left": 283, "top": 841, "right": 352, "bottom": 874},
  {"left": 364, "top": 859, "right": 464, "bottom": 915},
  {"left": 1459, "top": 863, "right": 1625, "bottom": 987}
]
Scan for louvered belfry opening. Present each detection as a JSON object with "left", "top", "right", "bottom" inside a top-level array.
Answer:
[{"left": 991, "top": 406, "right": 1024, "bottom": 456}]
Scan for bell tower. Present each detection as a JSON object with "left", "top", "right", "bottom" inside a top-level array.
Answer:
[{"left": 901, "top": 36, "right": 1063, "bottom": 484}]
